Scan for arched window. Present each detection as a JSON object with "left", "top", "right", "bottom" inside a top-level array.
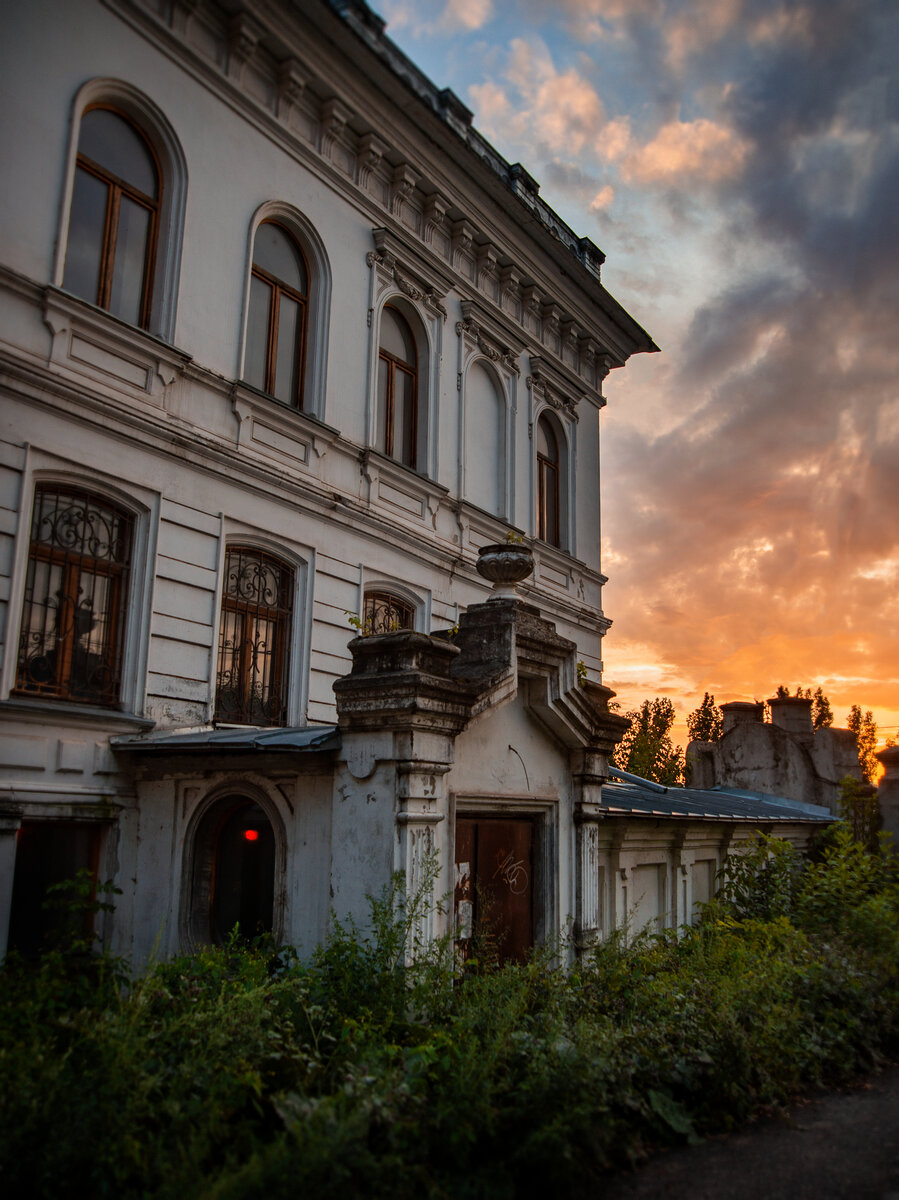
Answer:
[
  {"left": 15, "top": 485, "right": 134, "bottom": 706},
  {"left": 377, "top": 305, "right": 418, "bottom": 468},
  {"left": 536, "top": 415, "right": 561, "bottom": 547},
  {"left": 363, "top": 590, "right": 415, "bottom": 634},
  {"left": 215, "top": 547, "right": 294, "bottom": 726},
  {"left": 243, "top": 221, "right": 309, "bottom": 408},
  {"left": 62, "top": 107, "right": 160, "bottom": 328}
]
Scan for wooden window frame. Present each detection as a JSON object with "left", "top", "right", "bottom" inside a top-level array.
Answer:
[
  {"left": 249, "top": 221, "right": 309, "bottom": 409},
  {"left": 14, "top": 486, "right": 133, "bottom": 708},
  {"left": 378, "top": 305, "right": 418, "bottom": 469},
  {"left": 214, "top": 547, "right": 294, "bottom": 727},
  {"left": 68, "top": 105, "right": 161, "bottom": 330},
  {"left": 537, "top": 418, "right": 561, "bottom": 548}
]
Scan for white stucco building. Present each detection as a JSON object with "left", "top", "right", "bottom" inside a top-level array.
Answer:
[{"left": 0, "top": 0, "right": 830, "bottom": 965}]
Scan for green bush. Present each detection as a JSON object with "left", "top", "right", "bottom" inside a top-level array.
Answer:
[{"left": 1, "top": 832, "right": 897, "bottom": 1199}]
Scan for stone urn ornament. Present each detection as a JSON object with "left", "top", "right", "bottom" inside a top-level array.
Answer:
[{"left": 476, "top": 540, "right": 534, "bottom": 599}]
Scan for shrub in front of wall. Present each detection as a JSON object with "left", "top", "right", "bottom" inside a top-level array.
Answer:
[{"left": 1, "top": 832, "right": 898, "bottom": 1199}]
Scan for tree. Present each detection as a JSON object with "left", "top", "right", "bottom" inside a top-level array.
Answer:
[
  {"left": 612, "top": 697, "right": 684, "bottom": 785},
  {"left": 847, "top": 705, "right": 879, "bottom": 784},
  {"left": 811, "top": 686, "right": 833, "bottom": 729},
  {"left": 686, "top": 692, "right": 723, "bottom": 743}
]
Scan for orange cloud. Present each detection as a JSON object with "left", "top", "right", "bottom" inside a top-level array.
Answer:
[
  {"left": 590, "top": 184, "right": 615, "bottom": 211},
  {"left": 615, "top": 118, "right": 748, "bottom": 184},
  {"left": 442, "top": 0, "right": 493, "bottom": 32}
]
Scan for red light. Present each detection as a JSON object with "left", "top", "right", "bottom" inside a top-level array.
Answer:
[{"left": 243, "top": 829, "right": 259, "bottom": 842}]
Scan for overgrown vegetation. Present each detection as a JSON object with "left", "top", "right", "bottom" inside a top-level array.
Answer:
[{"left": 2, "top": 830, "right": 898, "bottom": 1200}]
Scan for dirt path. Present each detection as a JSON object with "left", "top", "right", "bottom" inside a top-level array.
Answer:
[{"left": 601, "top": 1066, "right": 899, "bottom": 1200}]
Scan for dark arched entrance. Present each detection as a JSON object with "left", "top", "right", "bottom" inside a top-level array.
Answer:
[{"left": 188, "top": 796, "right": 276, "bottom": 946}]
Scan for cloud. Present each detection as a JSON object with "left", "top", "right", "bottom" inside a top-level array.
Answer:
[
  {"left": 590, "top": 184, "right": 614, "bottom": 211},
  {"left": 614, "top": 118, "right": 749, "bottom": 184},
  {"left": 441, "top": 0, "right": 493, "bottom": 31}
]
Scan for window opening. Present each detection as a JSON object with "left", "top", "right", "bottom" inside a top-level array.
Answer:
[
  {"left": 363, "top": 590, "right": 415, "bottom": 634},
  {"left": 8, "top": 822, "right": 101, "bottom": 959},
  {"left": 536, "top": 415, "right": 561, "bottom": 547},
  {"left": 244, "top": 221, "right": 309, "bottom": 407},
  {"left": 377, "top": 305, "right": 418, "bottom": 468},
  {"left": 62, "top": 107, "right": 160, "bottom": 328},
  {"left": 215, "top": 547, "right": 293, "bottom": 726},
  {"left": 15, "top": 486, "right": 133, "bottom": 706},
  {"left": 209, "top": 800, "right": 275, "bottom": 943}
]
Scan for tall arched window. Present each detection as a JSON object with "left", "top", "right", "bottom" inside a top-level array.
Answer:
[
  {"left": 536, "top": 415, "right": 561, "bottom": 547},
  {"left": 377, "top": 305, "right": 418, "bottom": 468},
  {"left": 62, "top": 107, "right": 160, "bottom": 328},
  {"left": 15, "top": 485, "right": 134, "bottom": 706},
  {"left": 244, "top": 221, "right": 309, "bottom": 408},
  {"left": 215, "top": 547, "right": 294, "bottom": 726}
]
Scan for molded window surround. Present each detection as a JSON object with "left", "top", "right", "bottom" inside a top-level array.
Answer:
[
  {"left": 55, "top": 79, "right": 187, "bottom": 343},
  {"left": 240, "top": 203, "right": 332, "bottom": 421}
]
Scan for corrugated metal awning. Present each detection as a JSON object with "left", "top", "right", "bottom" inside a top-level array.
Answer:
[
  {"left": 600, "top": 777, "right": 831, "bottom": 823},
  {"left": 112, "top": 724, "right": 341, "bottom": 754}
]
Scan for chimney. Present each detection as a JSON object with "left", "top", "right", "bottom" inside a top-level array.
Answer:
[
  {"left": 768, "top": 696, "right": 814, "bottom": 743},
  {"left": 721, "top": 701, "right": 764, "bottom": 735}
]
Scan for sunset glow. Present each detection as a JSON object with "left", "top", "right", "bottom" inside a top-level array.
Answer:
[{"left": 384, "top": 0, "right": 898, "bottom": 749}]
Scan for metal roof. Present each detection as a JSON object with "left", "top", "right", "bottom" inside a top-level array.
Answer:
[
  {"left": 601, "top": 771, "right": 832, "bottom": 823},
  {"left": 112, "top": 725, "right": 341, "bottom": 754}
]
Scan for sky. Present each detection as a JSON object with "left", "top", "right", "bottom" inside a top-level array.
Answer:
[{"left": 378, "top": 0, "right": 899, "bottom": 748}]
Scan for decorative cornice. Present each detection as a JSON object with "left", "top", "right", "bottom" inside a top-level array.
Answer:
[
  {"left": 226, "top": 12, "right": 262, "bottom": 82},
  {"left": 391, "top": 162, "right": 420, "bottom": 217},
  {"left": 369, "top": 227, "right": 451, "bottom": 318},
  {"left": 102, "top": 0, "right": 642, "bottom": 383},
  {"left": 451, "top": 219, "right": 475, "bottom": 263},
  {"left": 527, "top": 355, "right": 591, "bottom": 420},
  {"left": 456, "top": 299, "right": 522, "bottom": 374},
  {"left": 422, "top": 193, "right": 448, "bottom": 243},
  {"left": 276, "top": 57, "right": 307, "bottom": 120},
  {"left": 320, "top": 97, "right": 352, "bottom": 158},
  {"left": 356, "top": 131, "right": 387, "bottom": 189}
]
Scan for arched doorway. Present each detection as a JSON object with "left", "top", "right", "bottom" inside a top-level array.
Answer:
[{"left": 187, "top": 796, "right": 277, "bottom": 946}]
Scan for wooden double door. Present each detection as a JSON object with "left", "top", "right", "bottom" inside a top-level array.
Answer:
[{"left": 454, "top": 815, "right": 535, "bottom": 965}]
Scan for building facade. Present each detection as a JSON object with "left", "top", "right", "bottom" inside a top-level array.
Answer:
[{"left": 0, "top": 0, "right": 829, "bottom": 965}]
